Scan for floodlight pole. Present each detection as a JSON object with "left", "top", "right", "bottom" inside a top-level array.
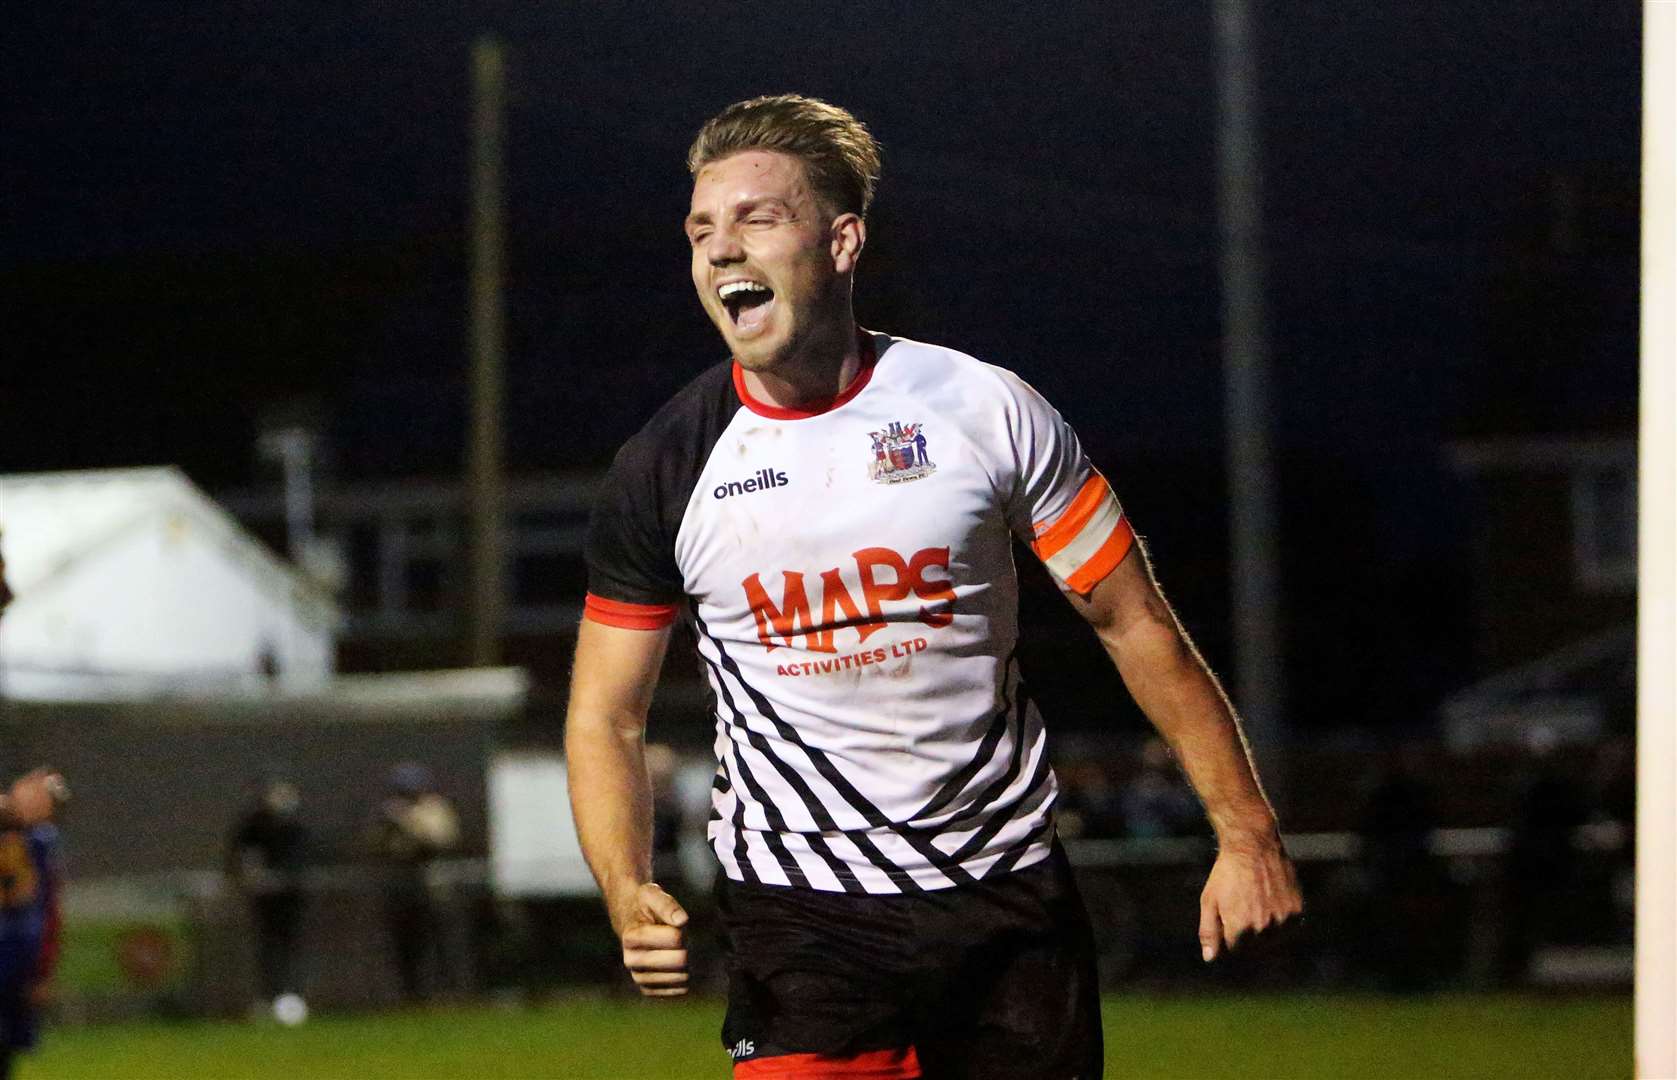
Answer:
[
  {"left": 259, "top": 426, "right": 317, "bottom": 566},
  {"left": 465, "top": 34, "right": 507, "bottom": 667},
  {"left": 1214, "top": 0, "right": 1285, "bottom": 774}
]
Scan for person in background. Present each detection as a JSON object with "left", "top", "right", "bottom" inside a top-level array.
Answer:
[
  {"left": 0, "top": 774, "right": 62, "bottom": 835},
  {"left": 1, "top": 529, "right": 70, "bottom": 832},
  {"left": 1121, "top": 737, "right": 1205, "bottom": 839},
  {"left": 1054, "top": 758, "right": 1126, "bottom": 841},
  {"left": 1585, "top": 736, "right": 1635, "bottom": 946},
  {"left": 0, "top": 528, "right": 10, "bottom": 620},
  {"left": 0, "top": 531, "right": 70, "bottom": 835},
  {"left": 645, "top": 744, "right": 687, "bottom": 891},
  {"left": 0, "top": 787, "right": 60, "bottom": 1079},
  {"left": 0, "top": 527, "right": 68, "bottom": 1073},
  {"left": 1501, "top": 728, "right": 1588, "bottom": 985},
  {"left": 368, "top": 763, "right": 460, "bottom": 1003},
  {"left": 228, "top": 775, "right": 311, "bottom": 1022},
  {"left": 1358, "top": 744, "right": 1442, "bottom": 991}
]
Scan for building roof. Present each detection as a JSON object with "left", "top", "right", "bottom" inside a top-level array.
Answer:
[{"left": 0, "top": 465, "right": 336, "bottom": 623}]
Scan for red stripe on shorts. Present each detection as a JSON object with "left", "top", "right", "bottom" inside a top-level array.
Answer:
[{"left": 734, "top": 1046, "right": 922, "bottom": 1079}]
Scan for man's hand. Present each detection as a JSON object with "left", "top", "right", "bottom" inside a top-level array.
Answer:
[
  {"left": 1198, "top": 837, "right": 1303, "bottom": 962},
  {"left": 614, "top": 882, "right": 691, "bottom": 997}
]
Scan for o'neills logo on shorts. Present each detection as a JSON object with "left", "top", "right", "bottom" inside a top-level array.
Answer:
[{"left": 713, "top": 468, "right": 789, "bottom": 500}]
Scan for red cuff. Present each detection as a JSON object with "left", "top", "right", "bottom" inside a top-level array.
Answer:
[{"left": 584, "top": 593, "right": 680, "bottom": 630}]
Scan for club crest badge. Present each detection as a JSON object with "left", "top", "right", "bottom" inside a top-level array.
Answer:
[{"left": 868, "top": 421, "right": 936, "bottom": 484}]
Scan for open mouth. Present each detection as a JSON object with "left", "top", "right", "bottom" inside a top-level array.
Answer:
[{"left": 719, "top": 280, "right": 775, "bottom": 334}]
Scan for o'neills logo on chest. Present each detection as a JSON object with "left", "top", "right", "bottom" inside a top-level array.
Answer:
[
  {"left": 713, "top": 468, "right": 789, "bottom": 500},
  {"left": 742, "top": 546, "right": 955, "bottom": 652}
]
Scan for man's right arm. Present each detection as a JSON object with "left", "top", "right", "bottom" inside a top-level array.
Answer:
[{"left": 564, "top": 616, "right": 692, "bottom": 996}]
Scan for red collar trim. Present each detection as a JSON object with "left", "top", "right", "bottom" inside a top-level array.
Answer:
[{"left": 732, "top": 329, "right": 878, "bottom": 420}]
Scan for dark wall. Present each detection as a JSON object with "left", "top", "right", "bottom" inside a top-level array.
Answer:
[{"left": 0, "top": 698, "right": 500, "bottom": 877}]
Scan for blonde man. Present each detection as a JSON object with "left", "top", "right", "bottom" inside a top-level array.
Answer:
[{"left": 567, "top": 95, "right": 1301, "bottom": 1079}]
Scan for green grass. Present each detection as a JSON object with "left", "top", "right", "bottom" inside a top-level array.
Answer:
[
  {"left": 22, "top": 993, "right": 1630, "bottom": 1080},
  {"left": 56, "top": 918, "right": 191, "bottom": 994}
]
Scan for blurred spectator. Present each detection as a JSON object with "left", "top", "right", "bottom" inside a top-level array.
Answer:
[
  {"left": 1500, "top": 729, "right": 1588, "bottom": 984},
  {"left": 0, "top": 537, "right": 71, "bottom": 837},
  {"left": 227, "top": 775, "right": 311, "bottom": 1020},
  {"left": 367, "top": 763, "right": 460, "bottom": 1003},
  {"left": 1055, "top": 762, "right": 1124, "bottom": 841},
  {"left": 1587, "top": 734, "right": 1633, "bottom": 836},
  {"left": 0, "top": 527, "right": 12, "bottom": 620},
  {"left": 0, "top": 797, "right": 61, "bottom": 1079},
  {"left": 645, "top": 744, "right": 686, "bottom": 890},
  {"left": 1585, "top": 736, "right": 1635, "bottom": 944},
  {"left": 2, "top": 529, "right": 67, "bottom": 1070},
  {"left": 0, "top": 772, "right": 65, "bottom": 833},
  {"left": 1120, "top": 738, "right": 1203, "bottom": 839},
  {"left": 1358, "top": 746, "right": 1444, "bottom": 991}
]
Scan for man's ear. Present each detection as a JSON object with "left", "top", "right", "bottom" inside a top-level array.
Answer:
[{"left": 830, "top": 213, "right": 866, "bottom": 274}]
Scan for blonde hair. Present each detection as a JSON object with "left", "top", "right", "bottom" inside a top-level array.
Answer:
[{"left": 687, "top": 94, "right": 882, "bottom": 218}]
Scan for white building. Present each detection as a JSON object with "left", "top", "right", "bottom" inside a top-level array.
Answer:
[{"left": 0, "top": 467, "right": 337, "bottom": 700}]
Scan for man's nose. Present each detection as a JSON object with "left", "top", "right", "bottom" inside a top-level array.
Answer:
[{"left": 706, "top": 226, "right": 744, "bottom": 265}]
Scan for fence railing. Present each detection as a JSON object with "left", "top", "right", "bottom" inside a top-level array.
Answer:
[{"left": 52, "top": 823, "right": 1632, "bottom": 1022}]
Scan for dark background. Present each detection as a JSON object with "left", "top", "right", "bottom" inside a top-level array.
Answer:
[{"left": 1, "top": 2, "right": 1640, "bottom": 734}]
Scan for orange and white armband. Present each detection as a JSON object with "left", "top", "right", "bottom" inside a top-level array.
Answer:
[{"left": 1028, "top": 472, "right": 1135, "bottom": 594}]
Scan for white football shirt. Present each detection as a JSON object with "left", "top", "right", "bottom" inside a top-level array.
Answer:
[{"left": 585, "top": 330, "right": 1133, "bottom": 894}]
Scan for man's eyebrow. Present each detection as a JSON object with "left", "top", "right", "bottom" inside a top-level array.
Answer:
[{"left": 684, "top": 210, "right": 713, "bottom": 230}]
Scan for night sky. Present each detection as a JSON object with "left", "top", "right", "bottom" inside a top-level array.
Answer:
[{"left": 1, "top": 3, "right": 1641, "bottom": 728}]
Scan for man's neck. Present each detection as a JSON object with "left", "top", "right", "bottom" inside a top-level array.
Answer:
[{"left": 739, "top": 316, "right": 862, "bottom": 411}]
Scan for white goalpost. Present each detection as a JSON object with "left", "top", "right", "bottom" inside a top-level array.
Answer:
[{"left": 1637, "top": 3, "right": 1676, "bottom": 1076}]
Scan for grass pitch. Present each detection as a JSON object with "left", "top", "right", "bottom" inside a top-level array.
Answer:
[{"left": 25, "top": 993, "right": 1629, "bottom": 1079}]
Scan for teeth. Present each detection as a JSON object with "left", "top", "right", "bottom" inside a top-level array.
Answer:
[{"left": 719, "top": 281, "right": 771, "bottom": 300}]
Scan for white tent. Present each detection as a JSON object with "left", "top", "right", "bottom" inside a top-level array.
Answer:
[{"left": 0, "top": 467, "right": 337, "bottom": 700}]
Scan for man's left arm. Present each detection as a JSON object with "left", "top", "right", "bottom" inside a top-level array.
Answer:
[{"left": 1064, "top": 541, "right": 1303, "bottom": 961}]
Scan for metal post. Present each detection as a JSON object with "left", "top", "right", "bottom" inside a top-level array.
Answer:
[
  {"left": 258, "top": 426, "right": 317, "bottom": 566},
  {"left": 1637, "top": 3, "right": 1677, "bottom": 1072},
  {"left": 465, "top": 35, "right": 507, "bottom": 667},
  {"left": 1214, "top": 0, "right": 1284, "bottom": 767}
]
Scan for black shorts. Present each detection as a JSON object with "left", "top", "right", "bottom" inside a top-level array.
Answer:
[{"left": 717, "top": 843, "right": 1102, "bottom": 1080}]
